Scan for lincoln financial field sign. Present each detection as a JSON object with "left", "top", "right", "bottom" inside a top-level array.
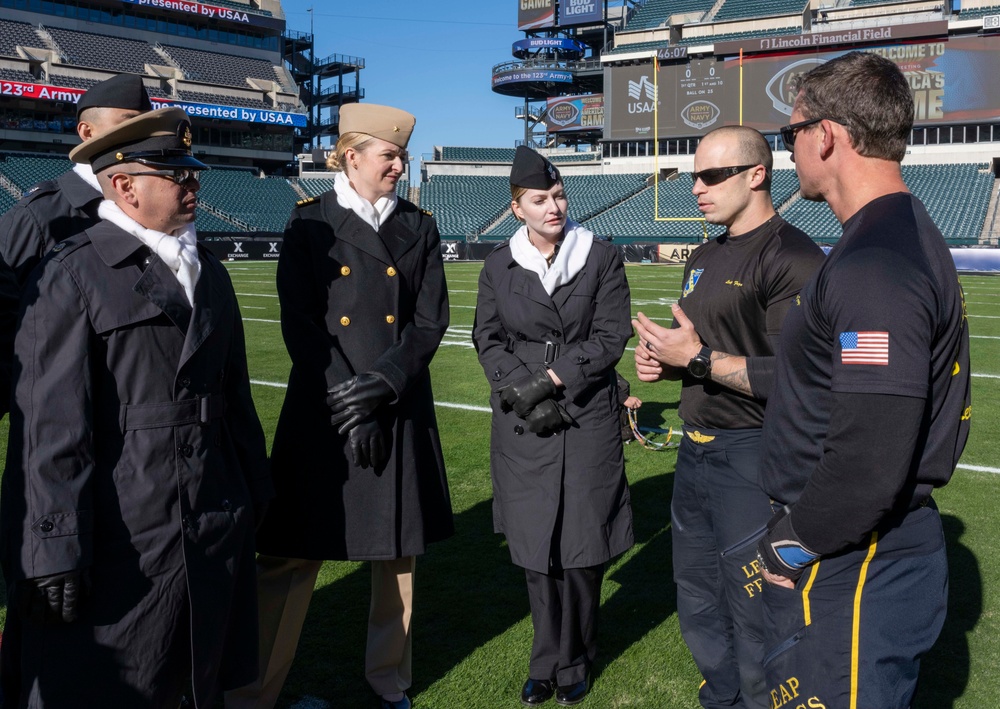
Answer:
[{"left": 604, "top": 32, "right": 1000, "bottom": 140}]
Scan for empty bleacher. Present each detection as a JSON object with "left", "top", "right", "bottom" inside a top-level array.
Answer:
[
  {"left": 713, "top": 0, "right": 807, "bottom": 21},
  {"left": 46, "top": 27, "right": 165, "bottom": 75},
  {"left": 209, "top": 0, "right": 273, "bottom": 16},
  {"left": 0, "top": 68, "right": 36, "bottom": 83},
  {"left": 677, "top": 26, "right": 800, "bottom": 45},
  {"left": 420, "top": 175, "right": 510, "bottom": 238},
  {"left": 0, "top": 153, "right": 71, "bottom": 193},
  {"left": 440, "top": 147, "right": 516, "bottom": 163},
  {"left": 196, "top": 208, "right": 244, "bottom": 233},
  {"left": 197, "top": 168, "right": 299, "bottom": 232},
  {"left": 179, "top": 90, "right": 271, "bottom": 110},
  {"left": 0, "top": 20, "right": 43, "bottom": 58},
  {"left": 162, "top": 45, "right": 287, "bottom": 90},
  {"left": 582, "top": 178, "right": 721, "bottom": 242},
  {"left": 625, "top": 0, "right": 717, "bottom": 29},
  {"left": 47, "top": 74, "right": 101, "bottom": 91}
]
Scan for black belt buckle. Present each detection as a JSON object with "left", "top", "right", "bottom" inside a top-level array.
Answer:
[{"left": 544, "top": 341, "right": 558, "bottom": 365}]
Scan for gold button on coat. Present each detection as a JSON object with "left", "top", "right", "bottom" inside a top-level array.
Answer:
[
  {"left": 340, "top": 316, "right": 351, "bottom": 326},
  {"left": 386, "top": 315, "right": 396, "bottom": 324},
  {"left": 386, "top": 267, "right": 397, "bottom": 277},
  {"left": 341, "top": 266, "right": 351, "bottom": 276}
]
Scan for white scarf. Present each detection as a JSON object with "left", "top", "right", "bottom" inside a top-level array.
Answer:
[
  {"left": 333, "top": 170, "right": 398, "bottom": 232},
  {"left": 98, "top": 200, "right": 201, "bottom": 307},
  {"left": 509, "top": 219, "right": 594, "bottom": 296},
  {"left": 72, "top": 162, "right": 102, "bottom": 193}
]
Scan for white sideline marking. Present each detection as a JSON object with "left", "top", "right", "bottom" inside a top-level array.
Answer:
[
  {"left": 242, "top": 306, "right": 266, "bottom": 310},
  {"left": 959, "top": 463, "right": 1000, "bottom": 475},
  {"left": 973, "top": 373, "right": 1000, "bottom": 379},
  {"left": 236, "top": 292, "right": 279, "bottom": 298},
  {"left": 244, "top": 318, "right": 280, "bottom": 324},
  {"left": 249, "top": 378, "right": 491, "bottom": 413},
  {"left": 971, "top": 335, "right": 1000, "bottom": 340}
]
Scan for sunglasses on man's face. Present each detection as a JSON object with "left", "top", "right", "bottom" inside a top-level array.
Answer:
[
  {"left": 691, "top": 164, "right": 758, "bottom": 187},
  {"left": 114, "top": 169, "right": 201, "bottom": 185},
  {"left": 780, "top": 117, "right": 825, "bottom": 151}
]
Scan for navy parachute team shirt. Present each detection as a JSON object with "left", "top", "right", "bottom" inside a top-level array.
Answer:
[{"left": 760, "top": 192, "right": 972, "bottom": 507}]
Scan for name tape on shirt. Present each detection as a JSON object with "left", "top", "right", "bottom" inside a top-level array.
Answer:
[{"left": 839, "top": 331, "right": 889, "bottom": 365}]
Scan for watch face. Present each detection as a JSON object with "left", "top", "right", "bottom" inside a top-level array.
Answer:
[{"left": 688, "top": 357, "right": 709, "bottom": 379}]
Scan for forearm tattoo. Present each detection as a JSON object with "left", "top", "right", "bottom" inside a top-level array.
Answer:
[{"left": 710, "top": 351, "right": 754, "bottom": 397}]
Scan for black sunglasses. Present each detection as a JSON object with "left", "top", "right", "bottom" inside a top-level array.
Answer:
[
  {"left": 114, "top": 169, "right": 201, "bottom": 185},
  {"left": 692, "top": 164, "right": 758, "bottom": 186},
  {"left": 780, "top": 117, "right": 825, "bottom": 150}
]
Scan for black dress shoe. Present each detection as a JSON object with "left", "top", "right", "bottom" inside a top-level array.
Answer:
[
  {"left": 554, "top": 675, "right": 590, "bottom": 706},
  {"left": 521, "top": 677, "right": 555, "bottom": 706},
  {"left": 379, "top": 694, "right": 411, "bottom": 709}
]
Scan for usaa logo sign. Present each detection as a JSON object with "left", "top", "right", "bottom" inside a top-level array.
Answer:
[
  {"left": 765, "top": 58, "right": 827, "bottom": 116},
  {"left": 681, "top": 101, "right": 720, "bottom": 130}
]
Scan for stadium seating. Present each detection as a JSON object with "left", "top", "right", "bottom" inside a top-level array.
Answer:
[
  {"left": 0, "top": 68, "right": 36, "bottom": 83},
  {"left": 953, "top": 3, "right": 1000, "bottom": 17},
  {"left": 550, "top": 153, "right": 600, "bottom": 163},
  {"left": 208, "top": 0, "right": 274, "bottom": 17},
  {"left": 196, "top": 168, "right": 299, "bottom": 231},
  {"left": 781, "top": 198, "right": 841, "bottom": 242},
  {"left": 625, "top": 0, "right": 717, "bottom": 29},
  {"left": 677, "top": 26, "right": 800, "bottom": 45},
  {"left": 162, "top": 45, "right": 288, "bottom": 91},
  {"left": 196, "top": 208, "right": 244, "bottom": 233},
  {"left": 440, "top": 147, "right": 516, "bottom": 162},
  {"left": 47, "top": 74, "right": 100, "bottom": 91},
  {"left": 179, "top": 90, "right": 272, "bottom": 110},
  {"left": 582, "top": 178, "right": 722, "bottom": 241},
  {"left": 0, "top": 20, "right": 43, "bottom": 58},
  {"left": 46, "top": 27, "right": 164, "bottom": 75},
  {"left": 0, "top": 189, "right": 15, "bottom": 216},
  {"left": 420, "top": 175, "right": 510, "bottom": 238},
  {"left": 299, "top": 178, "right": 333, "bottom": 198},
  {"left": 713, "top": 0, "right": 808, "bottom": 21},
  {"left": 0, "top": 153, "right": 71, "bottom": 192}
]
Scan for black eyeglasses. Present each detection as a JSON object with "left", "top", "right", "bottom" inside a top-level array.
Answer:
[
  {"left": 692, "top": 164, "right": 758, "bottom": 186},
  {"left": 780, "top": 117, "right": 825, "bottom": 151},
  {"left": 114, "top": 169, "right": 201, "bottom": 185}
]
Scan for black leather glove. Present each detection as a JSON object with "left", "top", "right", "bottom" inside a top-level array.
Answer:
[
  {"left": 17, "top": 570, "right": 85, "bottom": 624},
  {"left": 327, "top": 373, "right": 394, "bottom": 434},
  {"left": 525, "top": 399, "right": 575, "bottom": 434},
  {"left": 756, "top": 505, "right": 818, "bottom": 582},
  {"left": 498, "top": 368, "right": 557, "bottom": 418},
  {"left": 347, "top": 417, "right": 388, "bottom": 470}
]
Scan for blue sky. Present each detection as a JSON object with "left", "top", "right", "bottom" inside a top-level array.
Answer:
[{"left": 279, "top": 1, "right": 530, "bottom": 161}]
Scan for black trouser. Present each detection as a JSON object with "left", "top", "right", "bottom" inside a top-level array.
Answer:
[
  {"left": 673, "top": 427, "right": 772, "bottom": 709},
  {"left": 525, "top": 564, "right": 605, "bottom": 687}
]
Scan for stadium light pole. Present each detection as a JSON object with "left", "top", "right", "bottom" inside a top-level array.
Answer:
[{"left": 308, "top": 6, "right": 315, "bottom": 151}]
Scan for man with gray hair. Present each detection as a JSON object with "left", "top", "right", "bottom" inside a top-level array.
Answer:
[
  {"left": 634, "top": 125, "right": 822, "bottom": 709},
  {"left": 755, "top": 51, "right": 970, "bottom": 708}
]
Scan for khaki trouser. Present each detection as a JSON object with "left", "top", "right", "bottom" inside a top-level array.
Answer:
[{"left": 225, "top": 555, "right": 414, "bottom": 708}]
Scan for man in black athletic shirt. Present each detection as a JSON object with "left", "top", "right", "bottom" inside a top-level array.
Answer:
[
  {"left": 633, "top": 126, "right": 823, "bottom": 709},
  {"left": 754, "top": 51, "right": 971, "bottom": 709}
]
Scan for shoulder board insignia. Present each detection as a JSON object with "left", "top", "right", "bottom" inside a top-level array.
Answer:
[
  {"left": 51, "top": 243, "right": 67, "bottom": 253},
  {"left": 25, "top": 185, "right": 41, "bottom": 197},
  {"left": 685, "top": 430, "right": 716, "bottom": 444},
  {"left": 296, "top": 196, "right": 319, "bottom": 207},
  {"left": 420, "top": 208, "right": 433, "bottom": 217}
]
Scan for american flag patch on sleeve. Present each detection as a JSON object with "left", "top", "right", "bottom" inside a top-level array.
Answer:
[{"left": 839, "top": 331, "right": 889, "bottom": 365}]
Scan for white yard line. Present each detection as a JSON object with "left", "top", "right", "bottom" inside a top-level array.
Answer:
[
  {"left": 243, "top": 318, "right": 280, "bottom": 324},
  {"left": 958, "top": 463, "right": 1000, "bottom": 475},
  {"left": 236, "top": 292, "right": 279, "bottom": 298}
]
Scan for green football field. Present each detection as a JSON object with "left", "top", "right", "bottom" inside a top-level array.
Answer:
[
  {"left": 229, "top": 260, "right": 1000, "bottom": 708},
  {"left": 2, "top": 260, "right": 998, "bottom": 707}
]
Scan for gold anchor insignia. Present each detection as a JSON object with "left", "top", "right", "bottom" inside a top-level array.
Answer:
[
  {"left": 183, "top": 126, "right": 192, "bottom": 147},
  {"left": 393, "top": 125, "right": 400, "bottom": 132}
]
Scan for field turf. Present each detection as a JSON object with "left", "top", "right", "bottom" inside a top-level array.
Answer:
[{"left": 3, "top": 260, "right": 999, "bottom": 708}]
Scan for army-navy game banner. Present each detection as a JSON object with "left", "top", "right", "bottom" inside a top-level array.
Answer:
[
  {"left": 545, "top": 94, "right": 604, "bottom": 132},
  {"left": 518, "top": 0, "right": 556, "bottom": 30},
  {"left": 605, "top": 33, "right": 1000, "bottom": 139}
]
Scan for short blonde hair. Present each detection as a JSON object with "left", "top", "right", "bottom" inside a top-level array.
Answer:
[{"left": 326, "top": 132, "right": 374, "bottom": 172}]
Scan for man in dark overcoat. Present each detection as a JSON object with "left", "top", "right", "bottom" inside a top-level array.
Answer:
[
  {"left": 0, "top": 107, "right": 272, "bottom": 708},
  {"left": 0, "top": 74, "right": 152, "bottom": 415}
]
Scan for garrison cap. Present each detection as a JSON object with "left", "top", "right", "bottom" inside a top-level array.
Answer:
[
  {"left": 510, "top": 145, "right": 560, "bottom": 190},
  {"left": 69, "top": 107, "right": 209, "bottom": 173},
  {"left": 339, "top": 103, "right": 415, "bottom": 149},
  {"left": 75, "top": 73, "right": 153, "bottom": 118}
]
